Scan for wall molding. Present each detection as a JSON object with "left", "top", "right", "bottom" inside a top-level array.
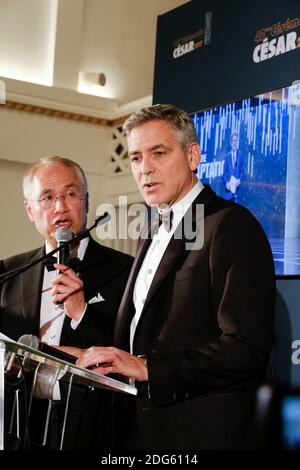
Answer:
[
  {"left": 1, "top": 99, "right": 132, "bottom": 127},
  {"left": 0, "top": 78, "right": 152, "bottom": 126}
]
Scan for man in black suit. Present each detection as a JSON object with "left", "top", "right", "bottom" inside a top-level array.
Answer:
[
  {"left": 0, "top": 155, "right": 133, "bottom": 449},
  {"left": 222, "top": 132, "right": 246, "bottom": 202},
  {"left": 75, "top": 105, "right": 275, "bottom": 449}
]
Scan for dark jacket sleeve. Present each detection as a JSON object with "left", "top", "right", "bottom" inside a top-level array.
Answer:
[{"left": 147, "top": 207, "right": 275, "bottom": 406}]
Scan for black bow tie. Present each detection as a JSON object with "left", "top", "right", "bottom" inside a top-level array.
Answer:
[
  {"left": 43, "top": 256, "right": 57, "bottom": 271},
  {"left": 43, "top": 255, "right": 80, "bottom": 272},
  {"left": 158, "top": 210, "right": 174, "bottom": 232}
]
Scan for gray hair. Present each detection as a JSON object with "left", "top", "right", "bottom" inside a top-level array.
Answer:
[
  {"left": 23, "top": 155, "right": 88, "bottom": 200},
  {"left": 123, "top": 104, "right": 198, "bottom": 153}
]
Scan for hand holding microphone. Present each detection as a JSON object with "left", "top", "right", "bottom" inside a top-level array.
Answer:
[
  {"left": 52, "top": 228, "right": 86, "bottom": 321},
  {"left": 55, "top": 227, "right": 72, "bottom": 267},
  {"left": 51, "top": 265, "right": 85, "bottom": 321}
]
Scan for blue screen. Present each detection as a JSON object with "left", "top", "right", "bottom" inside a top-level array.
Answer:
[
  {"left": 281, "top": 396, "right": 300, "bottom": 449},
  {"left": 193, "top": 84, "right": 300, "bottom": 275}
]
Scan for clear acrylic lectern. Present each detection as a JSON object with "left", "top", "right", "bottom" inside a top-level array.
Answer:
[{"left": 0, "top": 339, "right": 137, "bottom": 450}]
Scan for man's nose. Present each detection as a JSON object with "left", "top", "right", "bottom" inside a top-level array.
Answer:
[
  {"left": 54, "top": 196, "right": 68, "bottom": 211},
  {"left": 141, "top": 156, "right": 154, "bottom": 174}
]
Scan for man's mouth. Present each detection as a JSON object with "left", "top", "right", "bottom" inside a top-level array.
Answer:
[
  {"left": 143, "top": 182, "right": 159, "bottom": 189},
  {"left": 53, "top": 219, "right": 72, "bottom": 228}
]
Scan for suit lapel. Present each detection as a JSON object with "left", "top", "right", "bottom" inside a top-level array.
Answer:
[
  {"left": 60, "top": 236, "right": 132, "bottom": 345},
  {"left": 21, "top": 247, "right": 44, "bottom": 333},
  {"left": 115, "top": 185, "right": 216, "bottom": 348},
  {"left": 78, "top": 237, "right": 127, "bottom": 299},
  {"left": 138, "top": 187, "right": 216, "bottom": 334},
  {"left": 60, "top": 237, "right": 104, "bottom": 344},
  {"left": 114, "top": 222, "right": 154, "bottom": 347},
  {"left": 142, "top": 236, "right": 185, "bottom": 313},
  {"left": 79, "top": 237, "right": 107, "bottom": 299},
  {"left": 143, "top": 188, "right": 212, "bottom": 312}
]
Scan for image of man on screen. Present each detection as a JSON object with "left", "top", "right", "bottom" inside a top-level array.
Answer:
[{"left": 222, "top": 132, "right": 245, "bottom": 202}]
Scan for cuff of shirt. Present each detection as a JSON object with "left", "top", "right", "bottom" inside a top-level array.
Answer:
[{"left": 70, "top": 302, "right": 88, "bottom": 330}]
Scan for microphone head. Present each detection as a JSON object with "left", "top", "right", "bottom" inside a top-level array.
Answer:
[
  {"left": 18, "top": 334, "right": 40, "bottom": 350},
  {"left": 55, "top": 227, "right": 73, "bottom": 243}
]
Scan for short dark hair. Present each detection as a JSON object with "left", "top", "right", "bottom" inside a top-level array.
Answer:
[{"left": 123, "top": 104, "right": 198, "bottom": 153}]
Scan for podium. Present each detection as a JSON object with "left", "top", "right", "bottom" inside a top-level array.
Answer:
[{"left": 0, "top": 339, "right": 137, "bottom": 450}]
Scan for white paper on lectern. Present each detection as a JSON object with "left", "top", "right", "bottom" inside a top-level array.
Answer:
[{"left": 229, "top": 175, "right": 239, "bottom": 193}]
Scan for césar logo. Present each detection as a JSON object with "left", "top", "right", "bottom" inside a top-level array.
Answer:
[
  {"left": 253, "top": 17, "right": 300, "bottom": 64},
  {"left": 253, "top": 31, "right": 299, "bottom": 63},
  {"left": 172, "top": 12, "right": 212, "bottom": 60},
  {"left": 173, "top": 40, "right": 196, "bottom": 59}
]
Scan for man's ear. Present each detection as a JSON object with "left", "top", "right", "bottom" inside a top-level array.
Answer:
[
  {"left": 85, "top": 192, "right": 89, "bottom": 213},
  {"left": 24, "top": 200, "right": 34, "bottom": 222},
  {"left": 188, "top": 142, "right": 201, "bottom": 171}
]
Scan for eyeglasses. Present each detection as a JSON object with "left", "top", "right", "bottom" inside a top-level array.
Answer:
[{"left": 37, "top": 190, "right": 85, "bottom": 208}]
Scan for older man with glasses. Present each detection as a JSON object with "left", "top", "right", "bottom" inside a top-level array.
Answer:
[{"left": 0, "top": 155, "right": 133, "bottom": 450}]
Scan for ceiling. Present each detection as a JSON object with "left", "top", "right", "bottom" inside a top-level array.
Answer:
[{"left": 0, "top": 0, "right": 190, "bottom": 106}]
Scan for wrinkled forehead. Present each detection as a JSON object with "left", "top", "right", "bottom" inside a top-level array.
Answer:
[{"left": 30, "top": 165, "right": 84, "bottom": 195}]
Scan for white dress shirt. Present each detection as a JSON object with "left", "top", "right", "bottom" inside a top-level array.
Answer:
[
  {"left": 232, "top": 150, "right": 237, "bottom": 168},
  {"left": 40, "top": 237, "right": 89, "bottom": 345},
  {"left": 39, "top": 237, "right": 89, "bottom": 399},
  {"left": 130, "top": 181, "right": 203, "bottom": 352}
]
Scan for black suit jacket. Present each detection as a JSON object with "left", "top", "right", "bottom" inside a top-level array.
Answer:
[
  {"left": 114, "top": 185, "right": 275, "bottom": 449},
  {"left": 222, "top": 149, "right": 245, "bottom": 185},
  {"left": 0, "top": 236, "right": 133, "bottom": 347},
  {"left": 0, "top": 237, "right": 133, "bottom": 450}
]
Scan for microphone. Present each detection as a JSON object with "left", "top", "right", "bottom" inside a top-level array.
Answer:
[
  {"left": 16, "top": 334, "right": 40, "bottom": 379},
  {"left": 0, "top": 213, "right": 110, "bottom": 286},
  {"left": 17, "top": 333, "right": 75, "bottom": 362},
  {"left": 18, "top": 334, "right": 40, "bottom": 350},
  {"left": 17, "top": 335, "right": 99, "bottom": 376},
  {"left": 4, "top": 335, "right": 38, "bottom": 377},
  {"left": 18, "top": 334, "right": 77, "bottom": 364},
  {"left": 55, "top": 228, "right": 73, "bottom": 266}
]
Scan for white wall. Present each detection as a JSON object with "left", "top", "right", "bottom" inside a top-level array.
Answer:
[
  {"left": 0, "top": 106, "right": 112, "bottom": 258},
  {"left": 79, "top": 0, "right": 189, "bottom": 103},
  {"left": 0, "top": 159, "right": 43, "bottom": 258},
  {"left": 0, "top": 0, "right": 189, "bottom": 102},
  {"left": 0, "top": 106, "right": 111, "bottom": 173},
  {"left": 0, "top": 0, "right": 188, "bottom": 259},
  {"left": 0, "top": 0, "right": 58, "bottom": 85}
]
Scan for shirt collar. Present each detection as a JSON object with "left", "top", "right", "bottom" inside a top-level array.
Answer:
[
  {"left": 157, "top": 181, "right": 204, "bottom": 232},
  {"left": 45, "top": 236, "right": 89, "bottom": 261},
  {"left": 158, "top": 181, "right": 203, "bottom": 215}
]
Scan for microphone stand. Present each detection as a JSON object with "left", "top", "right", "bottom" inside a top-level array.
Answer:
[{"left": 0, "top": 212, "right": 111, "bottom": 286}]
